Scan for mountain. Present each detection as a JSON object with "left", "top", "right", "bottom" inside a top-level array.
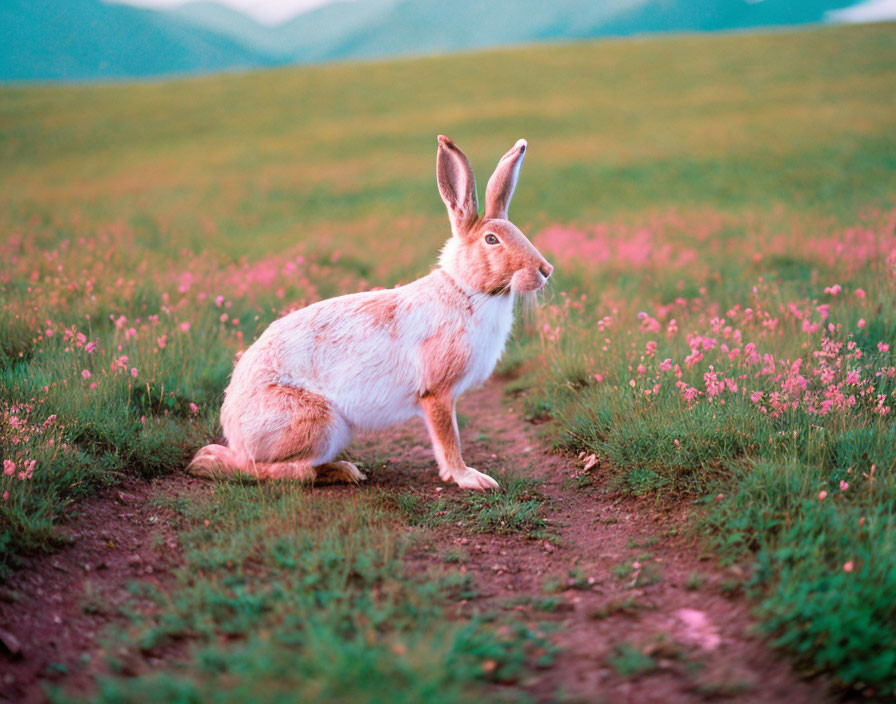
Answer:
[
  {"left": 0, "top": 0, "right": 874, "bottom": 82},
  {"left": 0, "top": 0, "right": 272, "bottom": 81},
  {"left": 171, "top": 0, "right": 864, "bottom": 64}
]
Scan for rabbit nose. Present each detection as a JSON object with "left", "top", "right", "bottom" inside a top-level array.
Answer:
[{"left": 539, "top": 262, "right": 554, "bottom": 280}]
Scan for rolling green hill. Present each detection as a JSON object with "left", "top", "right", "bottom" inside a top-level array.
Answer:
[
  {"left": 0, "top": 0, "right": 276, "bottom": 81},
  {"left": 2, "top": 0, "right": 870, "bottom": 81}
]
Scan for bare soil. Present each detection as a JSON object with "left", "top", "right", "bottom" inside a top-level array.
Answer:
[{"left": 0, "top": 378, "right": 830, "bottom": 703}]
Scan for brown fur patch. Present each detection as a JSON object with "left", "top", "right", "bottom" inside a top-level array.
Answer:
[
  {"left": 419, "top": 392, "right": 464, "bottom": 472},
  {"left": 420, "top": 323, "right": 470, "bottom": 396},
  {"left": 356, "top": 293, "right": 400, "bottom": 335},
  {"left": 256, "top": 385, "right": 333, "bottom": 463}
]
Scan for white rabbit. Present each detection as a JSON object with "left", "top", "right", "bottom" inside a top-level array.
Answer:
[{"left": 188, "top": 136, "right": 553, "bottom": 490}]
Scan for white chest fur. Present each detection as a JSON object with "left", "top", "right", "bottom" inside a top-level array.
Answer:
[{"left": 456, "top": 292, "right": 515, "bottom": 396}]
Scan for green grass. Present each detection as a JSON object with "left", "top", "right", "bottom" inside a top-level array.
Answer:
[
  {"left": 1, "top": 19, "right": 895, "bottom": 697},
  {"left": 392, "top": 473, "right": 548, "bottom": 536},
  {"left": 50, "top": 482, "right": 549, "bottom": 703}
]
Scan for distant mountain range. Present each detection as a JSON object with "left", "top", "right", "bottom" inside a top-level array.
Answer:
[{"left": 0, "top": 0, "right": 879, "bottom": 81}]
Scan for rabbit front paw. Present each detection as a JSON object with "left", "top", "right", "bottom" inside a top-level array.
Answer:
[{"left": 453, "top": 467, "right": 499, "bottom": 491}]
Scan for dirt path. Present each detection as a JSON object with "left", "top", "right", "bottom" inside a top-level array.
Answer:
[
  {"left": 349, "top": 378, "right": 830, "bottom": 703},
  {"left": 1, "top": 378, "right": 829, "bottom": 703}
]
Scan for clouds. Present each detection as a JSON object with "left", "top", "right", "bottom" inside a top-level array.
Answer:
[
  {"left": 827, "top": 0, "right": 896, "bottom": 23},
  {"left": 115, "top": 0, "right": 342, "bottom": 25}
]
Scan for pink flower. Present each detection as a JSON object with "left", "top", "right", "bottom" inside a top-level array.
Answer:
[
  {"left": 157, "top": 334, "right": 167, "bottom": 349},
  {"left": 81, "top": 369, "right": 91, "bottom": 379},
  {"left": 2, "top": 491, "right": 7, "bottom": 501},
  {"left": 843, "top": 561, "right": 854, "bottom": 573},
  {"left": 189, "top": 402, "right": 199, "bottom": 414},
  {"left": 674, "top": 439, "right": 680, "bottom": 447},
  {"left": 854, "top": 289, "right": 866, "bottom": 299},
  {"left": 645, "top": 341, "right": 657, "bottom": 356},
  {"left": 216, "top": 295, "right": 225, "bottom": 307},
  {"left": 659, "top": 358, "right": 672, "bottom": 372},
  {"left": 89, "top": 382, "right": 97, "bottom": 390},
  {"left": 3, "top": 460, "right": 15, "bottom": 476},
  {"left": 878, "top": 342, "right": 890, "bottom": 353},
  {"left": 839, "top": 480, "right": 849, "bottom": 491},
  {"left": 824, "top": 284, "right": 841, "bottom": 296},
  {"left": 179, "top": 322, "right": 191, "bottom": 333},
  {"left": 857, "top": 319, "right": 866, "bottom": 329},
  {"left": 593, "top": 373, "right": 603, "bottom": 383},
  {"left": 818, "top": 490, "right": 828, "bottom": 501},
  {"left": 637, "top": 364, "right": 646, "bottom": 376},
  {"left": 750, "top": 391, "right": 764, "bottom": 404},
  {"left": 846, "top": 371, "right": 860, "bottom": 384},
  {"left": 85, "top": 341, "right": 97, "bottom": 353},
  {"left": 130, "top": 368, "right": 138, "bottom": 378}
]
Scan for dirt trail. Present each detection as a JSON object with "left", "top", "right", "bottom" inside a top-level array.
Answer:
[
  {"left": 350, "top": 378, "right": 830, "bottom": 703},
  {"left": 1, "top": 378, "right": 829, "bottom": 703}
]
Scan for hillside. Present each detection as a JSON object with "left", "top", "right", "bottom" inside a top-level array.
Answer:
[
  {"left": 1, "top": 0, "right": 871, "bottom": 81},
  {"left": 0, "top": 0, "right": 271, "bottom": 81}
]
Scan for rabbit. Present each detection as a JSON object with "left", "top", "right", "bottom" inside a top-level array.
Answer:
[{"left": 188, "top": 136, "right": 553, "bottom": 490}]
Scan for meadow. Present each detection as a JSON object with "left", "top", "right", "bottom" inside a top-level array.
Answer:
[{"left": 1, "top": 21, "right": 895, "bottom": 700}]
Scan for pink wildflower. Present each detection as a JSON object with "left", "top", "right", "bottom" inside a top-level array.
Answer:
[
  {"left": 854, "top": 289, "right": 866, "bottom": 299},
  {"left": 750, "top": 391, "right": 763, "bottom": 404},
  {"left": 659, "top": 358, "right": 672, "bottom": 372},
  {"left": 189, "top": 402, "right": 199, "bottom": 414},
  {"left": 818, "top": 490, "right": 828, "bottom": 501},
  {"left": 2, "top": 491, "right": 7, "bottom": 501},
  {"left": 130, "top": 368, "right": 138, "bottom": 378},
  {"left": 878, "top": 342, "right": 890, "bottom": 353},
  {"left": 179, "top": 322, "right": 191, "bottom": 333},
  {"left": 85, "top": 341, "right": 97, "bottom": 353},
  {"left": 846, "top": 371, "right": 860, "bottom": 384},
  {"left": 3, "top": 460, "right": 15, "bottom": 476},
  {"left": 637, "top": 364, "right": 646, "bottom": 376},
  {"left": 857, "top": 319, "right": 866, "bottom": 329},
  {"left": 843, "top": 561, "right": 854, "bottom": 573},
  {"left": 840, "top": 480, "right": 849, "bottom": 491},
  {"left": 81, "top": 369, "right": 91, "bottom": 379},
  {"left": 824, "top": 284, "right": 841, "bottom": 296},
  {"left": 645, "top": 341, "right": 657, "bottom": 356},
  {"left": 593, "top": 373, "right": 603, "bottom": 383}
]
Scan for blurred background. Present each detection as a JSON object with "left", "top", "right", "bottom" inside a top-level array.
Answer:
[{"left": 2, "top": 0, "right": 895, "bottom": 81}]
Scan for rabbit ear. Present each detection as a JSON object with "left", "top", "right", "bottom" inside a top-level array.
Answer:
[
  {"left": 484, "top": 139, "right": 527, "bottom": 220},
  {"left": 437, "top": 135, "right": 479, "bottom": 237}
]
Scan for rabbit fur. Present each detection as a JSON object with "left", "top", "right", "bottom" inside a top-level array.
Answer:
[{"left": 188, "top": 136, "right": 553, "bottom": 490}]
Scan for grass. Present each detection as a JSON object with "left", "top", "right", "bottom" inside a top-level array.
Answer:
[
  {"left": 50, "top": 482, "right": 550, "bottom": 703},
  {"left": 392, "top": 473, "right": 548, "bottom": 537},
  {"left": 1, "top": 18, "right": 895, "bottom": 698}
]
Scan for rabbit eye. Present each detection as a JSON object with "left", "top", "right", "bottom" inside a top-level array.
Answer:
[{"left": 484, "top": 233, "right": 500, "bottom": 245}]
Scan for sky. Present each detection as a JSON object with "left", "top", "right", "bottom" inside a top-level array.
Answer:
[
  {"left": 115, "top": 0, "right": 896, "bottom": 26},
  {"left": 116, "top": 0, "right": 343, "bottom": 25}
]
